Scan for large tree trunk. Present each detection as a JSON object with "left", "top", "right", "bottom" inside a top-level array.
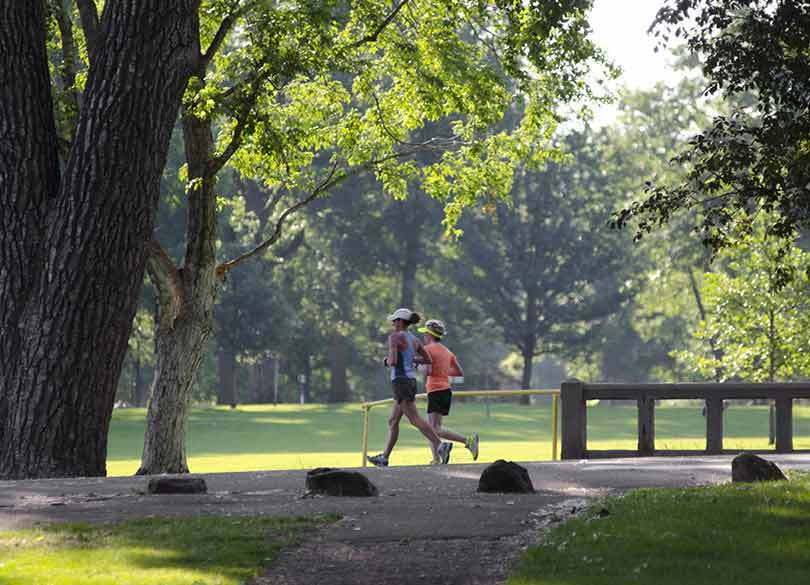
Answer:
[
  {"left": 0, "top": 1, "right": 198, "bottom": 479},
  {"left": 0, "top": 1, "right": 61, "bottom": 462},
  {"left": 138, "top": 102, "right": 218, "bottom": 475},
  {"left": 217, "top": 348, "right": 237, "bottom": 406}
]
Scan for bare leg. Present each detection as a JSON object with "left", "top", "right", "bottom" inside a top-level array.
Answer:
[
  {"left": 429, "top": 412, "right": 467, "bottom": 444},
  {"left": 382, "top": 402, "right": 403, "bottom": 458},
  {"left": 400, "top": 400, "right": 441, "bottom": 456}
]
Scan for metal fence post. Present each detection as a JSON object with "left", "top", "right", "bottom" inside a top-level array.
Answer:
[
  {"left": 361, "top": 405, "right": 370, "bottom": 467},
  {"left": 551, "top": 394, "right": 559, "bottom": 461},
  {"left": 561, "top": 379, "right": 586, "bottom": 459}
]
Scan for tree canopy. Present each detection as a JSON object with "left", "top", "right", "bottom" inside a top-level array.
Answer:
[{"left": 616, "top": 0, "right": 810, "bottom": 262}]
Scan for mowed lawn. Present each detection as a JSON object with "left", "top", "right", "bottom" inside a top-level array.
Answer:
[
  {"left": 106, "top": 400, "right": 810, "bottom": 476},
  {"left": 509, "top": 474, "right": 810, "bottom": 585}
]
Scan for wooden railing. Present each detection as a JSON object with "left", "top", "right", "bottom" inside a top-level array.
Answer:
[{"left": 560, "top": 379, "right": 810, "bottom": 459}]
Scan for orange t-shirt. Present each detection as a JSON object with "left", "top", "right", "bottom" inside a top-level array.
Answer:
[{"left": 424, "top": 343, "right": 459, "bottom": 392}]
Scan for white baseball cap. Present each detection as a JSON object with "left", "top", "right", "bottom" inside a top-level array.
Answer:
[{"left": 388, "top": 308, "right": 416, "bottom": 322}]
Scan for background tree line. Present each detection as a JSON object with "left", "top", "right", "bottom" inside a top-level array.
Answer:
[{"left": 6, "top": 0, "right": 810, "bottom": 479}]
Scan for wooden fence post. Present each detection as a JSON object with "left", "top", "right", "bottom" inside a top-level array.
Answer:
[
  {"left": 775, "top": 398, "right": 793, "bottom": 453},
  {"left": 561, "top": 379, "right": 586, "bottom": 459},
  {"left": 705, "top": 397, "right": 723, "bottom": 454},
  {"left": 637, "top": 394, "right": 655, "bottom": 455}
]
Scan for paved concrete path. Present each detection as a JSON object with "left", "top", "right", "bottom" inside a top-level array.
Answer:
[{"left": 2, "top": 455, "right": 809, "bottom": 584}]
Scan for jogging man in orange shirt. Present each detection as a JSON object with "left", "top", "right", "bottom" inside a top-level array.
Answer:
[{"left": 417, "top": 319, "right": 479, "bottom": 464}]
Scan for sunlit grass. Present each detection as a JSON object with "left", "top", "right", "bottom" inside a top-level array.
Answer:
[
  {"left": 106, "top": 401, "right": 810, "bottom": 476},
  {"left": 509, "top": 473, "right": 810, "bottom": 585},
  {"left": 0, "top": 516, "right": 335, "bottom": 585}
]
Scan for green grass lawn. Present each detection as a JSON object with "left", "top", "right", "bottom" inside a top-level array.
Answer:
[
  {"left": 0, "top": 515, "right": 335, "bottom": 585},
  {"left": 105, "top": 400, "right": 810, "bottom": 476},
  {"left": 508, "top": 474, "right": 810, "bottom": 585}
]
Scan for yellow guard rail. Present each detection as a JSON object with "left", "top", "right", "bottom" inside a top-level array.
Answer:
[{"left": 360, "top": 389, "right": 560, "bottom": 466}]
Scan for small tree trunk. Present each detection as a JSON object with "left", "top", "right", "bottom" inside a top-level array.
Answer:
[
  {"left": 217, "top": 348, "right": 237, "bottom": 406},
  {"left": 132, "top": 357, "right": 149, "bottom": 407},
  {"left": 301, "top": 356, "right": 311, "bottom": 404},
  {"left": 398, "top": 201, "right": 425, "bottom": 308},
  {"left": 138, "top": 310, "right": 212, "bottom": 475},
  {"left": 687, "top": 268, "right": 724, "bottom": 381},
  {"left": 329, "top": 336, "right": 351, "bottom": 403},
  {"left": 138, "top": 106, "right": 218, "bottom": 475},
  {"left": 519, "top": 292, "right": 538, "bottom": 405},
  {"left": 521, "top": 349, "right": 534, "bottom": 390}
]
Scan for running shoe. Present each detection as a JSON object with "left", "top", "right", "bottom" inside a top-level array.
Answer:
[
  {"left": 429, "top": 458, "right": 441, "bottom": 465},
  {"left": 437, "top": 442, "right": 453, "bottom": 464},
  {"left": 466, "top": 432, "right": 479, "bottom": 461},
  {"left": 367, "top": 453, "right": 389, "bottom": 467}
]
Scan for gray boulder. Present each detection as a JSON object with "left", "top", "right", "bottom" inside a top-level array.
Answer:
[
  {"left": 732, "top": 453, "right": 787, "bottom": 483},
  {"left": 478, "top": 460, "right": 534, "bottom": 493},
  {"left": 147, "top": 477, "right": 207, "bottom": 494},
  {"left": 306, "top": 468, "right": 378, "bottom": 497}
]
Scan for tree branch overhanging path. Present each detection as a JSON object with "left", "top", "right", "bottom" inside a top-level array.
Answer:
[
  {"left": 138, "top": 0, "right": 448, "bottom": 475},
  {"left": 2, "top": 0, "right": 604, "bottom": 479}
]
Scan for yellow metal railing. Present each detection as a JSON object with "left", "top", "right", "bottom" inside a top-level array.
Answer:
[{"left": 360, "top": 389, "right": 560, "bottom": 467}]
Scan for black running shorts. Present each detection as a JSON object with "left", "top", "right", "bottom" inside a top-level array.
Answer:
[
  {"left": 392, "top": 377, "right": 417, "bottom": 403},
  {"left": 427, "top": 389, "right": 452, "bottom": 416}
]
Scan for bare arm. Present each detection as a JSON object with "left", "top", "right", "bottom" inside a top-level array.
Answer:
[
  {"left": 387, "top": 333, "right": 400, "bottom": 367},
  {"left": 415, "top": 341, "right": 432, "bottom": 365},
  {"left": 449, "top": 354, "right": 464, "bottom": 377}
]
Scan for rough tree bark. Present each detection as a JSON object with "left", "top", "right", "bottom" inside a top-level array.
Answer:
[
  {"left": 0, "top": 1, "right": 61, "bottom": 460},
  {"left": 0, "top": 1, "right": 199, "bottom": 479},
  {"left": 137, "top": 106, "right": 218, "bottom": 475}
]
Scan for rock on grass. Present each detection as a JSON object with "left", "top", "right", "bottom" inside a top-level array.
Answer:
[
  {"left": 478, "top": 460, "right": 534, "bottom": 493},
  {"left": 732, "top": 453, "right": 787, "bottom": 483}
]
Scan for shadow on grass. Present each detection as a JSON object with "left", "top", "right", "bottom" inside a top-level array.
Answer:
[{"left": 0, "top": 515, "right": 334, "bottom": 585}]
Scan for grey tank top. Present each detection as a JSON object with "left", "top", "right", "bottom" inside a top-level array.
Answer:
[{"left": 390, "top": 332, "right": 417, "bottom": 381}]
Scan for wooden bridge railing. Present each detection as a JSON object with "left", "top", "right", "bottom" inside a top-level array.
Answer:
[{"left": 560, "top": 379, "right": 810, "bottom": 459}]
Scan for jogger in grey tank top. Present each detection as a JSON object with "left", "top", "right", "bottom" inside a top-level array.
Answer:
[{"left": 366, "top": 308, "right": 453, "bottom": 467}]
